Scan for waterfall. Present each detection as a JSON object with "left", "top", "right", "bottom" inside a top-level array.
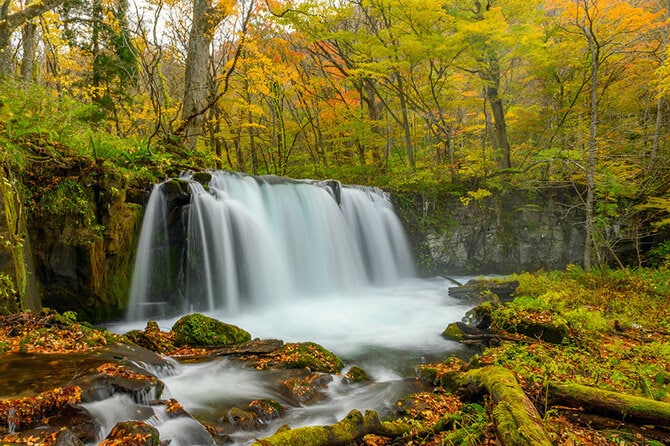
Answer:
[{"left": 126, "top": 171, "right": 415, "bottom": 321}]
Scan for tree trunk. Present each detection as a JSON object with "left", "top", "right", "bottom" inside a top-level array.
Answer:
[
  {"left": 652, "top": 1, "right": 669, "bottom": 168},
  {"left": 482, "top": 58, "right": 511, "bottom": 170},
  {"left": 252, "top": 409, "right": 411, "bottom": 446},
  {"left": 182, "top": 0, "right": 218, "bottom": 150},
  {"left": 584, "top": 23, "right": 599, "bottom": 271},
  {"left": 20, "top": 21, "right": 37, "bottom": 85},
  {"left": 549, "top": 382, "right": 670, "bottom": 427},
  {"left": 460, "top": 366, "right": 553, "bottom": 446},
  {"left": 395, "top": 71, "right": 415, "bottom": 169},
  {"left": 0, "top": 24, "right": 12, "bottom": 76},
  {"left": 0, "top": 0, "right": 67, "bottom": 78}
]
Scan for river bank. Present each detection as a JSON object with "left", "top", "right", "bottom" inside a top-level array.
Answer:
[{"left": 1, "top": 269, "right": 669, "bottom": 445}]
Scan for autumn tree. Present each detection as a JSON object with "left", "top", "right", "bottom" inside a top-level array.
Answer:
[
  {"left": 0, "top": 0, "right": 66, "bottom": 77},
  {"left": 549, "top": 0, "right": 663, "bottom": 269}
]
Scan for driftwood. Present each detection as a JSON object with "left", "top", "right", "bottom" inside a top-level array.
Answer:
[
  {"left": 460, "top": 366, "right": 553, "bottom": 446},
  {"left": 549, "top": 382, "right": 670, "bottom": 428},
  {"left": 252, "top": 409, "right": 411, "bottom": 446}
]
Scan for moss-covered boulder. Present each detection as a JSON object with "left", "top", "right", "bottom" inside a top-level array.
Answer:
[
  {"left": 253, "top": 342, "right": 344, "bottom": 373},
  {"left": 100, "top": 421, "right": 160, "bottom": 446},
  {"left": 281, "top": 373, "right": 332, "bottom": 405},
  {"left": 342, "top": 366, "right": 370, "bottom": 384},
  {"left": 171, "top": 313, "right": 251, "bottom": 347},
  {"left": 247, "top": 399, "right": 285, "bottom": 421}
]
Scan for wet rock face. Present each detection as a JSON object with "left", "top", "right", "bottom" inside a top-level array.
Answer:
[
  {"left": 27, "top": 167, "right": 144, "bottom": 322},
  {"left": 395, "top": 188, "right": 587, "bottom": 275}
]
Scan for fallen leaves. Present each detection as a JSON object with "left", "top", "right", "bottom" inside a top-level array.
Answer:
[
  {"left": 0, "top": 310, "right": 124, "bottom": 354},
  {"left": 0, "top": 385, "right": 81, "bottom": 431}
]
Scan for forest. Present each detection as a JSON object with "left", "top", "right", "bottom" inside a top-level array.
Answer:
[
  {"left": 1, "top": 0, "right": 670, "bottom": 269},
  {"left": 1, "top": 1, "right": 670, "bottom": 445}
]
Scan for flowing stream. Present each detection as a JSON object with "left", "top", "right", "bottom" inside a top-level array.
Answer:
[{"left": 103, "top": 172, "right": 475, "bottom": 445}]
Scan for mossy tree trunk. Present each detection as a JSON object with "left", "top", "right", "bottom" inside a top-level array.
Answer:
[
  {"left": 252, "top": 410, "right": 411, "bottom": 446},
  {"left": 549, "top": 382, "right": 670, "bottom": 426},
  {"left": 459, "top": 366, "right": 553, "bottom": 446}
]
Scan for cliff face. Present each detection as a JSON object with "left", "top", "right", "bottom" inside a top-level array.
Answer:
[
  {"left": 28, "top": 170, "right": 144, "bottom": 322},
  {"left": 394, "top": 188, "right": 587, "bottom": 275}
]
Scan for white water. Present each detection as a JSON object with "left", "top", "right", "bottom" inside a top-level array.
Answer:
[
  {"left": 108, "top": 277, "right": 473, "bottom": 445},
  {"left": 107, "top": 172, "right": 474, "bottom": 445},
  {"left": 127, "top": 172, "right": 415, "bottom": 321}
]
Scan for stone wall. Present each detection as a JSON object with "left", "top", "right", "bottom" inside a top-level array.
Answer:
[{"left": 394, "top": 188, "right": 587, "bottom": 275}]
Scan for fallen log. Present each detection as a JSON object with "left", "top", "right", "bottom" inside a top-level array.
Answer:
[
  {"left": 251, "top": 409, "right": 411, "bottom": 446},
  {"left": 548, "top": 382, "right": 670, "bottom": 428},
  {"left": 558, "top": 407, "right": 670, "bottom": 444},
  {"left": 460, "top": 366, "right": 553, "bottom": 446}
]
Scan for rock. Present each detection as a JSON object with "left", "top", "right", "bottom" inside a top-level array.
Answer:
[
  {"left": 395, "top": 189, "right": 587, "bottom": 275},
  {"left": 225, "top": 407, "right": 262, "bottom": 431},
  {"left": 0, "top": 385, "right": 82, "bottom": 431},
  {"left": 247, "top": 399, "right": 285, "bottom": 422},
  {"left": 281, "top": 373, "right": 332, "bottom": 405},
  {"left": 212, "top": 338, "right": 284, "bottom": 356},
  {"left": 253, "top": 342, "right": 344, "bottom": 373},
  {"left": 171, "top": 313, "right": 251, "bottom": 347},
  {"left": 43, "top": 404, "right": 100, "bottom": 443},
  {"left": 494, "top": 309, "right": 571, "bottom": 344},
  {"left": 100, "top": 420, "right": 160, "bottom": 446},
  {"left": 442, "top": 322, "right": 466, "bottom": 342},
  {"left": 442, "top": 321, "right": 494, "bottom": 348},
  {"left": 342, "top": 366, "right": 370, "bottom": 384},
  {"left": 0, "top": 427, "right": 83, "bottom": 446},
  {"left": 82, "top": 363, "right": 165, "bottom": 404},
  {"left": 191, "top": 172, "right": 212, "bottom": 185},
  {"left": 415, "top": 357, "right": 467, "bottom": 389},
  {"left": 125, "top": 320, "right": 175, "bottom": 354},
  {"left": 448, "top": 279, "right": 519, "bottom": 305}
]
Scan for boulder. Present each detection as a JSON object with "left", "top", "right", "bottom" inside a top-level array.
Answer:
[
  {"left": 281, "top": 373, "right": 332, "bottom": 405},
  {"left": 100, "top": 420, "right": 160, "bottom": 446},
  {"left": 253, "top": 342, "right": 344, "bottom": 373},
  {"left": 171, "top": 313, "right": 251, "bottom": 347},
  {"left": 342, "top": 366, "right": 370, "bottom": 384},
  {"left": 247, "top": 399, "right": 285, "bottom": 422}
]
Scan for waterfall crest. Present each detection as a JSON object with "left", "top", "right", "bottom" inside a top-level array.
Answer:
[{"left": 127, "top": 172, "right": 414, "bottom": 321}]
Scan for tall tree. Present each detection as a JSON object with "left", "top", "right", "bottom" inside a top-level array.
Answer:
[
  {"left": 549, "top": 0, "right": 663, "bottom": 269},
  {"left": 0, "top": 0, "right": 65, "bottom": 76}
]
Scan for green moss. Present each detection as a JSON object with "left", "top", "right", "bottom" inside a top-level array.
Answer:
[
  {"left": 441, "top": 322, "right": 465, "bottom": 342},
  {"left": 270, "top": 342, "right": 344, "bottom": 373},
  {"left": 171, "top": 313, "right": 251, "bottom": 347},
  {"left": 342, "top": 366, "right": 370, "bottom": 383}
]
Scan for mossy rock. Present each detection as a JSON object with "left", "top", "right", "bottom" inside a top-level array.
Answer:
[
  {"left": 342, "top": 366, "right": 370, "bottom": 384},
  {"left": 247, "top": 399, "right": 285, "bottom": 421},
  {"left": 103, "top": 421, "right": 160, "bottom": 446},
  {"left": 191, "top": 172, "right": 212, "bottom": 185},
  {"left": 162, "top": 178, "right": 190, "bottom": 194},
  {"left": 493, "top": 309, "right": 571, "bottom": 344},
  {"left": 258, "top": 342, "right": 344, "bottom": 373},
  {"left": 125, "top": 321, "right": 175, "bottom": 354},
  {"left": 226, "top": 407, "right": 261, "bottom": 431},
  {"left": 171, "top": 313, "right": 251, "bottom": 347},
  {"left": 441, "top": 322, "right": 465, "bottom": 342}
]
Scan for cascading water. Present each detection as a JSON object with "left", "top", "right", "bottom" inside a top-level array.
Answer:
[
  {"left": 127, "top": 171, "right": 415, "bottom": 321},
  {"left": 105, "top": 171, "right": 475, "bottom": 446}
]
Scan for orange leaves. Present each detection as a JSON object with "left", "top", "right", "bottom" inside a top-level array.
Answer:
[
  {"left": 0, "top": 385, "right": 81, "bottom": 431},
  {"left": 96, "top": 363, "right": 158, "bottom": 383},
  {"left": 0, "top": 310, "right": 121, "bottom": 354}
]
